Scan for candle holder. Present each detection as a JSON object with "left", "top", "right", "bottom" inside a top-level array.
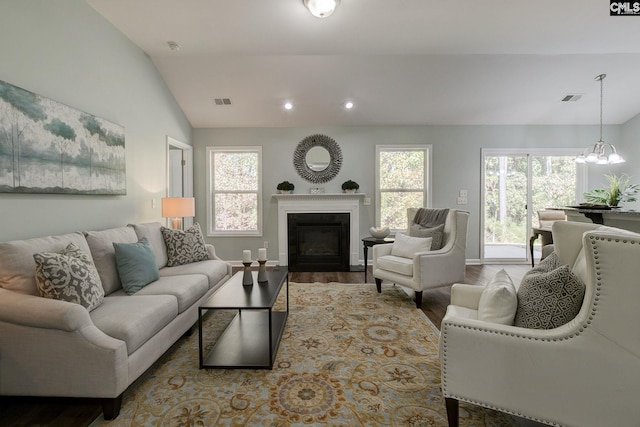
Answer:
[
  {"left": 242, "top": 261, "right": 253, "bottom": 286},
  {"left": 257, "top": 260, "right": 268, "bottom": 283}
]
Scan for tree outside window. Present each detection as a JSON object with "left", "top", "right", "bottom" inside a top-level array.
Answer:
[
  {"left": 376, "top": 145, "right": 431, "bottom": 230},
  {"left": 207, "top": 146, "right": 262, "bottom": 236}
]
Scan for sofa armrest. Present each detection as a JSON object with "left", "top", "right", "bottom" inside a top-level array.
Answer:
[
  {"left": 206, "top": 243, "right": 219, "bottom": 260},
  {"left": 0, "top": 288, "right": 91, "bottom": 331},
  {"left": 450, "top": 283, "right": 484, "bottom": 309},
  {"left": 0, "top": 288, "right": 129, "bottom": 398}
]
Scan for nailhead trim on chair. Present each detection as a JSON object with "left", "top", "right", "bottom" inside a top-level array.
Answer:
[{"left": 440, "top": 234, "right": 639, "bottom": 426}]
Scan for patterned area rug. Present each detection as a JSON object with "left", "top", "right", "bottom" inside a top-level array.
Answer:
[{"left": 94, "top": 283, "right": 512, "bottom": 426}]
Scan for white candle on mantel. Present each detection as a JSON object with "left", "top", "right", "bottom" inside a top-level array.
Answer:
[
  {"left": 242, "top": 250, "right": 252, "bottom": 263},
  {"left": 258, "top": 248, "right": 267, "bottom": 261}
]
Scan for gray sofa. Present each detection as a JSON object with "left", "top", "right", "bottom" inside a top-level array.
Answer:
[{"left": 0, "top": 222, "right": 232, "bottom": 419}]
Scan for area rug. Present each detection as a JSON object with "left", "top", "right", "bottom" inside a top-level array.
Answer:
[{"left": 93, "top": 283, "right": 512, "bottom": 426}]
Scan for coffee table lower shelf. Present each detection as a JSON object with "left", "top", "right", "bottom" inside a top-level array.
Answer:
[{"left": 200, "top": 310, "right": 287, "bottom": 369}]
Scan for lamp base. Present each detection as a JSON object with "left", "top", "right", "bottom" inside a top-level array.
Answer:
[{"left": 171, "top": 218, "right": 183, "bottom": 230}]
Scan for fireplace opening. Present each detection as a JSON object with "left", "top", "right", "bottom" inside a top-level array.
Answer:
[{"left": 287, "top": 212, "right": 350, "bottom": 272}]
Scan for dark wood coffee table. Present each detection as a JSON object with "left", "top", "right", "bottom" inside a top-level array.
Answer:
[{"left": 198, "top": 267, "right": 288, "bottom": 369}]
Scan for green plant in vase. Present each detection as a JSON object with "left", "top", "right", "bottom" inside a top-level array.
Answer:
[
  {"left": 583, "top": 173, "right": 639, "bottom": 207},
  {"left": 341, "top": 180, "right": 359, "bottom": 193},
  {"left": 277, "top": 181, "right": 295, "bottom": 193}
]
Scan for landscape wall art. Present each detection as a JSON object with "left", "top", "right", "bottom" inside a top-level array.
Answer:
[{"left": 0, "top": 79, "right": 126, "bottom": 195}]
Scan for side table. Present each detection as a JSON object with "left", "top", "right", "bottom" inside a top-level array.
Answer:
[{"left": 362, "top": 236, "right": 394, "bottom": 282}]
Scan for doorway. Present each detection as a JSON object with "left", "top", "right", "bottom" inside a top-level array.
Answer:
[
  {"left": 481, "top": 149, "right": 585, "bottom": 264},
  {"left": 167, "top": 136, "right": 194, "bottom": 228}
]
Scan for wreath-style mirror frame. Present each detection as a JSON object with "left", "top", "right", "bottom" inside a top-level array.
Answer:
[{"left": 293, "top": 134, "right": 343, "bottom": 183}]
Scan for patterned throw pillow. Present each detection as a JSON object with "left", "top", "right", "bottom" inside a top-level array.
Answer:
[
  {"left": 33, "top": 242, "right": 104, "bottom": 311},
  {"left": 528, "top": 251, "right": 560, "bottom": 276},
  {"left": 514, "top": 265, "right": 585, "bottom": 329},
  {"left": 408, "top": 223, "right": 444, "bottom": 250},
  {"left": 161, "top": 223, "right": 209, "bottom": 267}
]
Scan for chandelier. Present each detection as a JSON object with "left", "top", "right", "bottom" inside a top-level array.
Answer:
[{"left": 575, "top": 74, "right": 625, "bottom": 165}]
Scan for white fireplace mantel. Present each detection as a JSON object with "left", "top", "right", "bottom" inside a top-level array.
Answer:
[{"left": 273, "top": 193, "right": 365, "bottom": 266}]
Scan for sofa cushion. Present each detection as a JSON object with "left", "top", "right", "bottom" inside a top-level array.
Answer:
[
  {"left": 0, "top": 232, "right": 91, "bottom": 295},
  {"left": 134, "top": 274, "right": 209, "bottom": 313},
  {"left": 161, "top": 223, "right": 209, "bottom": 267},
  {"left": 477, "top": 269, "right": 517, "bottom": 325},
  {"left": 113, "top": 238, "right": 159, "bottom": 295},
  {"left": 33, "top": 242, "right": 105, "bottom": 311},
  {"left": 129, "top": 222, "right": 168, "bottom": 268},
  {"left": 84, "top": 226, "right": 138, "bottom": 295},
  {"left": 90, "top": 294, "right": 178, "bottom": 355},
  {"left": 390, "top": 233, "right": 432, "bottom": 259},
  {"left": 159, "top": 259, "right": 229, "bottom": 289},
  {"left": 408, "top": 223, "right": 444, "bottom": 250},
  {"left": 514, "top": 265, "right": 586, "bottom": 329},
  {"left": 376, "top": 255, "right": 413, "bottom": 276}
]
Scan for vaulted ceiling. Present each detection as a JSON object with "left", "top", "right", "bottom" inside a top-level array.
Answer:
[{"left": 88, "top": 0, "right": 640, "bottom": 128}]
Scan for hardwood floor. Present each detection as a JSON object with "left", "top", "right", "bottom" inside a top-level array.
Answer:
[{"left": 0, "top": 264, "right": 529, "bottom": 427}]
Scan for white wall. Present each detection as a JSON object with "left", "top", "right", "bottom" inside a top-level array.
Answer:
[
  {"left": 0, "top": 0, "right": 191, "bottom": 242},
  {"left": 194, "top": 124, "right": 627, "bottom": 261}
]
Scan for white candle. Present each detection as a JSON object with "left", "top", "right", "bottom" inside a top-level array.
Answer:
[
  {"left": 242, "top": 250, "right": 251, "bottom": 263},
  {"left": 258, "top": 248, "right": 267, "bottom": 261}
]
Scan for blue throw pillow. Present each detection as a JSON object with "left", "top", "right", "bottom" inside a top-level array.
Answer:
[{"left": 113, "top": 237, "right": 159, "bottom": 295}]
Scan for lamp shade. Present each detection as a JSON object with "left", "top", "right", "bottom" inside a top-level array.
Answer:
[{"left": 161, "top": 197, "right": 195, "bottom": 218}]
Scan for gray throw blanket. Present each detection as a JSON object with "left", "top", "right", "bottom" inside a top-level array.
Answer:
[{"left": 413, "top": 208, "right": 449, "bottom": 228}]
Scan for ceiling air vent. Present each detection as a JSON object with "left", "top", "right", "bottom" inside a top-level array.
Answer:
[
  {"left": 561, "top": 94, "right": 582, "bottom": 102},
  {"left": 213, "top": 98, "right": 232, "bottom": 106}
]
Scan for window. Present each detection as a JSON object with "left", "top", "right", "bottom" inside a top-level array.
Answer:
[
  {"left": 375, "top": 145, "right": 431, "bottom": 230},
  {"left": 206, "top": 146, "right": 262, "bottom": 236}
]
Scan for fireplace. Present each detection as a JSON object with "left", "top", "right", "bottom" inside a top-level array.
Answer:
[
  {"left": 287, "top": 213, "right": 350, "bottom": 272},
  {"left": 274, "top": 193, "right": 363, "bottom": 269}
]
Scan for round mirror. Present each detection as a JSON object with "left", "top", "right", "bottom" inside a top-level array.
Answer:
[
  {"left": 305, "top": 146, "right": 330, "bottom": 171},
  {"left": 293, "top": 134, "right": 342, "bottom": 183}
]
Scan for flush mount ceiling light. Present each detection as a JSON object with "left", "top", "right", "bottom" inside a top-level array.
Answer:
[
  {"left": 303, "top": 0, "right": 339, "bottom": 18},
  {"left": 575, "top": 74, "right": 625, "bottom": 165}
]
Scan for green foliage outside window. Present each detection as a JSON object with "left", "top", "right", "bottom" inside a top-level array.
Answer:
[
  {"left": 379, "top": 150, "right": 425, "bottom": 230},
  {"left": 484, "top": 155, "right": 577, "bottom": 246},
  {"left": 212, "top": 151, "right": 259, "bottom": 232}
]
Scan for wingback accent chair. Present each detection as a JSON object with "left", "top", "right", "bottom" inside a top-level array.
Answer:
[
  {"left": 372, "top": 208, "right": 469, "bottom": 308},
  {"left": 439, "top": 221, "right": 640, "bottom": 427}
]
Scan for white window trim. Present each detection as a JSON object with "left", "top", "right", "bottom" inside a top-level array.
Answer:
[
  {"left": 375, "top": 144, "right": 432, "bottom": 231},
  {"left": 206, "top": 146, "right": 263, "bottom": 237}
]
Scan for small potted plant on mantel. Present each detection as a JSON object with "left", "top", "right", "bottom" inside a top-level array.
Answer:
[
  {"left": 277, "top": 181, "right": 295, "bottom": 194},
  {"left": 341, "top": 180, "right": 359, "bottom": 193}
]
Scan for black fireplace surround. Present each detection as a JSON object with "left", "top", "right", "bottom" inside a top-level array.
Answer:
[{"left": 287, "top": 212, "right": 350, "bottom": 272}]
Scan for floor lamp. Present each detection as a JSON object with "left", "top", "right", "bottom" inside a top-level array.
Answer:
[{"left": 161, "top": 197, "right": 195, "bottom": 230}]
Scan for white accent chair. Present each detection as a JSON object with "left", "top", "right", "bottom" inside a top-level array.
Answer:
[
  {"left": 439, "top": 221, "right": 640, "bottom": 427},
  {"left": 372, "top": 208, "right": 469, "bottom": 308}
]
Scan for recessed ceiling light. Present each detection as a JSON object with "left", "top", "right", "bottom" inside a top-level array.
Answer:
[
  {"left": 284, "top": 102, "right": 293, "bottom": 110},
  {"left": 344, "top": 101, "right": 354, "bottom": 109},
  {"left": 167, "top": 41, "right": 181, "bottom": 51}
]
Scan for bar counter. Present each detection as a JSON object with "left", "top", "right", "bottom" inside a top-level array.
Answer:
[{"left": 557, "top": 207, "right": 640, "bottom": 232}]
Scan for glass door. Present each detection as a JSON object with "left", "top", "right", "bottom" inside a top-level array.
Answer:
[
  {"left": 483, "top": 154, "right": 529, "bottom": 262},
  {"left": 482, "top": 150, "right": 583, "bottom": 264}
]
